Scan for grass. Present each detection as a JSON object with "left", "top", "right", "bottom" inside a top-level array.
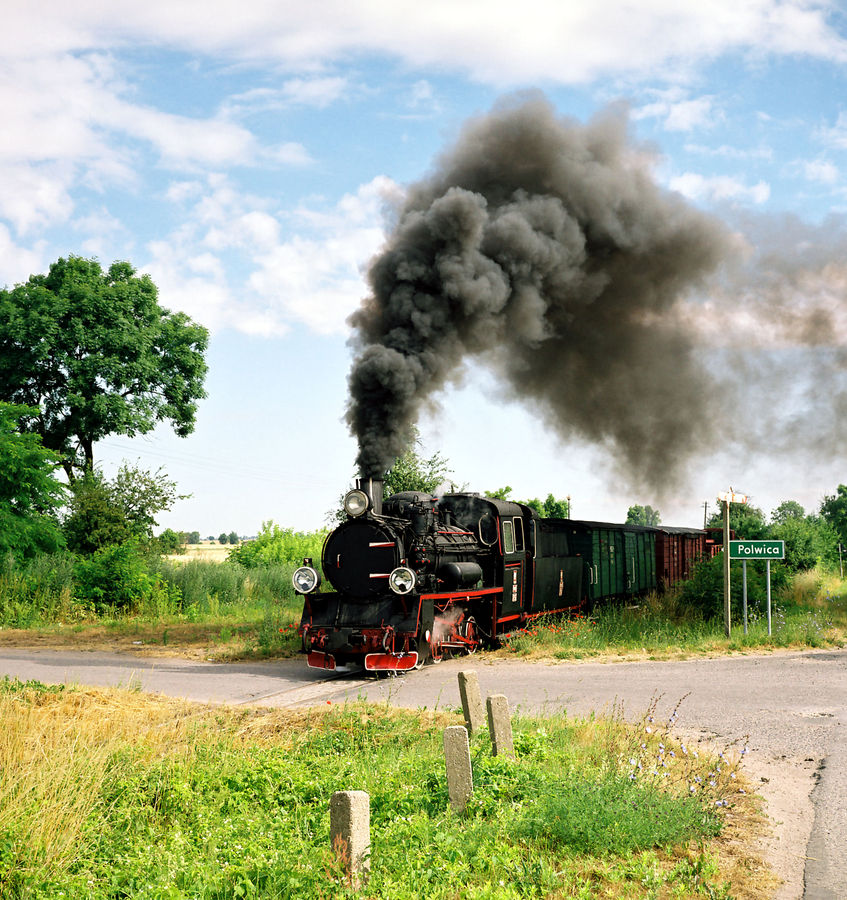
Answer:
[
  {"left": 0, "top": 678, "right": 777, "bottom": 899},
  {"left": 0, "top": 556, "right": 304, "bottom": 660},
  {"left": 499, "top": 569, "right": 847, "bottom": 661},
  {"left": 2, "top": 555, "right": 846, "bottom": 663}
]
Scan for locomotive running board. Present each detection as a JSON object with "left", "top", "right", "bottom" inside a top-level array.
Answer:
[{"left": 364, "top": 652, "right": 419, "bottom": 672}]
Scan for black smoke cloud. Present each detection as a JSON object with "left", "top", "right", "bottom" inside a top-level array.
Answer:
[{"left": 346, "top": 95, "right": 735, "bottom": 491}]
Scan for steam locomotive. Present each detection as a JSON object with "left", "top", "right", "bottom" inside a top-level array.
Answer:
[{"left": 295, "top": 479, "right": 722, "bottom": 672}]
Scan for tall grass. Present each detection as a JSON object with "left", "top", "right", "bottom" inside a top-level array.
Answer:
[
  {"left": 502, "top": 569, "right": 847, "bottom": 659},
  {"left": 0, "top": 680, "right": 766, "bottom": 899}
]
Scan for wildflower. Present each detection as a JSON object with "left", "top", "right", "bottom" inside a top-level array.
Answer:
[
  {"left": 646, "top": 726, "right": 653, "bottom": 734},
  {"left": 690, "top": 785, "right": 696, "bottom": 793},
  {"left": 629, "top": 772, "right": 636, "bottom": 781},
  {"left": 629, "top": 758, "right": 637, "bottom": 766}
]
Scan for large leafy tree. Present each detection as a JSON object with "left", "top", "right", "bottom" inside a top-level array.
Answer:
[
  {"left": 0, "top": 402, "right": 66, "bottom": 557},
  {"left": 0, "top": 256, "right": 208, "bottom": 480}
]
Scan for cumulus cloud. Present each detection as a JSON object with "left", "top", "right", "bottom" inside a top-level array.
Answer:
[
  {"left": 4, "top": 2, "right": 847, "bottom": 84},
  {"left": 147, "top": 173, "right": 401, "bottom": 336},
  {"left": 670, "top": 172, "right": 771, "bottom": 205},
  {"left": 635, "top": 91, "right": 720, "bottom": 131},
  {"left": 801, "top": 159, "right": 839, "bottom": 184}
]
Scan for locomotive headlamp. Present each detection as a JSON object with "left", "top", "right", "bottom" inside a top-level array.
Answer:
[
  {"left": 388, "top": 566, "right": 416, "bottom": 595},
  {"left": 292, "top": 566, "right": 321, "bottom": 594},
  {"left": 343, "top": 489, "right": 369, "bottom": 517}
]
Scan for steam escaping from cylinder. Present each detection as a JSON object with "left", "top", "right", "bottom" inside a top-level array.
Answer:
[{"left": 346, "top": 95, "right": 734, "bottom": 491}]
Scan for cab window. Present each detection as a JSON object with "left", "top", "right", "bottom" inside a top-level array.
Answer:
[
  {"left": 502, "top": 520, "right": 515, "bottom": 554},
  {"left": 514, "top": 517, "right": 525, "bottom": 552}
]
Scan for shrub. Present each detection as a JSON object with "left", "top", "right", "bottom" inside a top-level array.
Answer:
[
  {"left": 228, "top": 521, "right": 327, "bottom": 568},
  {"left": 73, "top": 541, "right": 179, "bottom": 613},
  {"left": 680, "top": 555, "right": 790, "bottom": 621}
]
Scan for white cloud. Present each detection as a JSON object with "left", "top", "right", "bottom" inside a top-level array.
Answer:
[
  {"left": 5, "top": 2, "right": 847, "bottom": 85},
  {"left": 802, "top": 159, "right": 839, "bottom": 185},
  {"left": 0, "top": 47, "right": 312, "bottom": 239},
  {"left": 635, "top": 91, "right": 720, "bottom": 131},
  {"left": 670, "top": 172, "right": 771, "bottom": 205},
  {"left": 0, "top": 225, "right": 46, "bottom": 288},
  {"left": 148, "top": 173, "right": 400, "bottom": 336}
]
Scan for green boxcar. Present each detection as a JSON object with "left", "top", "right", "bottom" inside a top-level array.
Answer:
[{"left": 566, "top": 521, "right": 657, "bottom": 603}]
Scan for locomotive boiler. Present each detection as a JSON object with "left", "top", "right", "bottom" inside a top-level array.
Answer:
[{"left": 295, "top": 478, "right": 722, "bottom": 672}]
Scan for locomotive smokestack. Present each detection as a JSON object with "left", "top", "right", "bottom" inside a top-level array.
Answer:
[
  {"left": 345, "top": 95, "right": 733, "bottom": 493},
  {"left": 356, "top": 476, "right": 384, "bottom": 516}
]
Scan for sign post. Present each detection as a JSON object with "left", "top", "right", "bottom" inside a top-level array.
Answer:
[
  {"left": 718, "top": 491, "right": 748, "bottom": 637},
  {"left": 729, "top": 540, "right": 785, "bottom": 635}
]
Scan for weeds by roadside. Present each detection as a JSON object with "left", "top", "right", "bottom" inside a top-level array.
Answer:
[{"left": 0, "top": 681, "right": 774, "bottom": 899}]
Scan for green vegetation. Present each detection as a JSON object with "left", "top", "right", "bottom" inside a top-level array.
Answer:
[
  {"left": 228, "top": 521, "right": 327, "bottom": 568},
  {"left": 0, "top": 256, "right": 208, "bottom": 480},
  {"left": 501, "top": 568, "right": 847, "bottom": 660},
  {"left": 485, "top": 487, "right": 571, "bottom": 519},
  {"left": 0, "top": 680, "right": 762, "bottom": 898},
  {"left": 0, "top": 403, "right": 66, "bottom": 559},
  {"left": 626, "top": 504, "right": 661, "bottom": 526}
]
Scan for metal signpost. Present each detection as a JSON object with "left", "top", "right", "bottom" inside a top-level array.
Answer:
[{"left": 729, "top": 540, "right": 785, "bottom": 636}]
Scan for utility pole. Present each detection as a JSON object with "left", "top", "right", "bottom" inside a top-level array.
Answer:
[
  {"left": 718, "top": 489, "right": 748, "bottom": 638},
  {"left": 723, "top": 498, "right": 731, "bottom": 637},
  {"left": 703, "top": 501, "right": 709, "bottom": 529}
]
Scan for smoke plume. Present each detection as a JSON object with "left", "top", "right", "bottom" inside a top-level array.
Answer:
[{"left": 346, "top": 95, "right": 847, "bottom": 494}]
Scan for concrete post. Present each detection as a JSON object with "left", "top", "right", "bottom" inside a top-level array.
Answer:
[
  {"left": 486, "top": 694, "right": 514, "bottom": 757},
  {"left": 457, "top": 670, "right": 485, "bottom": 736},
  {"left": 443, "top": 725, "right": 473, "bottom": 812},
  {"left": 330, "top": 790, "right": 370, "bottom": 886}
]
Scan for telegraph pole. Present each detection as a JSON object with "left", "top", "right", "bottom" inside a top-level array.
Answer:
[{"left": 718, "top": 489, "right": 748, "bottom": 637}]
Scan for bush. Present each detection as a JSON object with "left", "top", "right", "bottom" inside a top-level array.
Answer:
[
  {"left": 73, "top": 541, "right": 180, "bottom": 613},
  {"left": 228, "top": 521, "right": 327, "bottom": 568},
  {"left": 679, "top": 555, "right": 790, "bottom": 621}
]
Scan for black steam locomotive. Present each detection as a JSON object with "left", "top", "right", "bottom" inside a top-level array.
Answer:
[{"left": 295, "top": 479, "right": 721, "bottom": 672}]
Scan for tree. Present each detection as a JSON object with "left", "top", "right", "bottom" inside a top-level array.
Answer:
[
  {"left": 187, "top": 531, "right": 201, "bottom": 545},
  {"left": 821, "top": 485, "right": 847, "bottom": 546},
  {"left": 382, "top": 436, "right": 452, "bottom": 497},
  {"left": 485, "top": 486, "right": 513, "bottom": 500},
  {"left": 771, "top": 500, "right": 805, "bottom": 526},
  {"left": 0, "top": 256, "right": 208, "bottom": 480},
  {"left": 0, "top": 402, "right": 66, "bottom": 558},
  {"left": 626, "top": 504, "right": 661, "bottom": 526},
  {"left": 218, "top": 533, "right": 228, "bottom": 545},
  {"left": 708, "top": 500, "right": 768, "bottom": 539},
  {"left": 522, "top": 493, "right": 571, "bottom": 518},
  {"left": 228, "top": 531, "right": 239, "bottom": 545},
  {"left": 157, "top": 528, "right": 187, "bottom": 554},
  {"left": 63, "top": 463, "right": 184, "bottom": 554}
]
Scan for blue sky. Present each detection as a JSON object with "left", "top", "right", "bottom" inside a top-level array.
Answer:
[{"left": 4, "top": 1, "right": 847, "bottom": 535}]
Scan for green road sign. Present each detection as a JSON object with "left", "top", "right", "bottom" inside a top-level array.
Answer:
[{"left": 729, "top": 540, "right": 785, "bottom": 560}]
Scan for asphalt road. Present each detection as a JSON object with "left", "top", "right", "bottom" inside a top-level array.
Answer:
[{"left": 1, "top": 646, "right": 845, "bottom": 898}]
